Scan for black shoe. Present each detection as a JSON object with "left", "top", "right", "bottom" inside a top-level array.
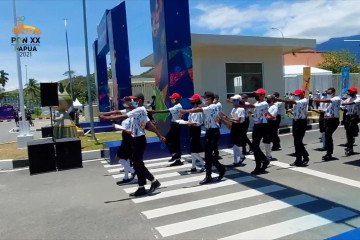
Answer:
[
  {"left": 199, "top": 176, "right": 213, "bottom": 185},
  {"left": 290, "top": 161, "right": 302, "bottom": 167},
  {"left": 168, "top": 156, "right": 176, "bottom": 162},
  {"left": 170, "top": 159, "right": 183, "bottom": 166},
  {"left": 129, "top": 187, "right": 147, "bottom": 197},
  {"left": 322, "top": 155, "right": 332, "bottom": 161},
  {"left": 116, "top": 179, "right": 131, "bottom": 185},
  {"left": 217, "top": 168, "right": 226, "bottom": 181},
  {"left": 345, "top": 148, "right": 354, "bottom": 156},
  {"left": 302, "top": 157, "right": 310, "bottom": 166},
  {"left": 271, "top": 146, "right": 282, "bottom": 151},
  {"left": 217, "top": 156, "right": 223, "bottom": 160},
  {"left": 149, "top": 180, "right": 161, "bottom": 192},
  {"left": 250, "top": 169, "right": 262, "bottom": 175},
  {"left": 190, "top": 167, "right": 197, "bottom": 173},
  {"left": 289, "top": 153, "right": 296, "bottom": 157},
  {"left": 248, "top": 150, "right": 254, "bottom": 155},
  {"left": 261, "top": 159, "right": 270, "bottom": 171}
]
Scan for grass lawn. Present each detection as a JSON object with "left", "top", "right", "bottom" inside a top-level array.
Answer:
[{"left": 0, "top": 130, "right": 157, "bottom": 160}]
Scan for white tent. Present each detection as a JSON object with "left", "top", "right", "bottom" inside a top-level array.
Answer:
[
  {"left": 73, "top": 98, "right": 83, "bottom": 111},
  {"left": 284, "top": 65, "right": 332, "bottom": 94}
]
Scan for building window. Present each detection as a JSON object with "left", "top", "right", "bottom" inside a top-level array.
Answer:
[{"left": 226, "top": 63, "right": 263, "bottom": 98}]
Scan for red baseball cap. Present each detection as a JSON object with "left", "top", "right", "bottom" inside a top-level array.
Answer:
[
  {"left": 253, "top": 88, "right": 266, "bottom": 95},
  {"left": 189, "top": 93, "right": 201, "bottom": 101},
  {"left": 293, "top": 89, "right": 304, "bottom": 96},
  {"left": 169, "top": 93, "right": 181, "bottom": 99},
  {"left": 348, "top": 86, "right": 358, "bottom": 93}
]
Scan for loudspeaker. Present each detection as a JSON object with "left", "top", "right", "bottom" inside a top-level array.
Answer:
[
  {"left": 55, "top": 138, "right": 83, "bottom": 170},
  {"left": 41, "top": 126, "right": 53, "bottom": 138},
  {"left": 28, "top": 139, "right": 56, "bottom": 175},
  {"left": 40, "top": 83, "right": 59, "bottom": 107}
]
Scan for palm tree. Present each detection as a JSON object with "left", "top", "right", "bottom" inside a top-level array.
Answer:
[
  {"left": 24, "top": 78, "right": 40, "bottom": 108},
  {"left": 0, "top": 70, "right": 9, "bottom": 87}
]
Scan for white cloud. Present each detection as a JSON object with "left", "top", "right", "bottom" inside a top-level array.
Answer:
[{"left": 192, "top": 0, "right": 360, "bottom": 43}]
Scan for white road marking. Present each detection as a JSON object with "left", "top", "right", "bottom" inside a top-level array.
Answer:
[
  {"left": 142, "top": 185, "right": 286, "bottom": 219},
  {"left": 219, "top": 207, "right": 357, "bottom": 240},
  {"left": 156, "top": 194, "right": 317, "bottom": 237}
]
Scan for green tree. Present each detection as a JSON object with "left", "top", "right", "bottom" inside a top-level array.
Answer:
[
  {"left": 63, "top": 70, "right": 76, "bottom": 78},
  {"left": 61, "top": 74, "right": 96, "bottom": 104},
  {"left": 58, "top": 82, "right": 64, "bottom": 93},
  {"left": 24, "top": 78, "right": 40, "bottom": 108},
  {"left": 318, "top": 50, "right": 360, "bottom": 73},
  {"left": 0, "top": 70, "right": 9, "bottom": 87}
]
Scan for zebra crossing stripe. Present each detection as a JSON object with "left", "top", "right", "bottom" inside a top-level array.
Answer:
[
  {"left": 142, "top": 185, "right": 286, "bottom": 219},
  {"left": 107, "top": 160, "right": 190, "bottom": 173},
  {"left": 132, "top": 176, "right": 257, "bottom": 203},
  {"left": 111, "top": 164, "right": 193, "bottom": 179},
  {"left": 219, "top": 207, "right": 357, "bottom": 240},
  {"left": 155, "top": 194, "right": 317, "bottom": 237},
  {"left": 114, "top": 172, "right": 181, "bottom": 180},
  {"left": 123, "top": 170, "right": 239, "bottom": 193}
]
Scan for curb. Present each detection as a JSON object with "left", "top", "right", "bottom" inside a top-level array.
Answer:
[{"left": 1, "top": 122, "right": 320, "bottom": 170}]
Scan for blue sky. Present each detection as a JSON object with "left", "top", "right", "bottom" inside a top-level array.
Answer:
[{"left": 1, "top": 0, "right": 359, "bottom": 91}]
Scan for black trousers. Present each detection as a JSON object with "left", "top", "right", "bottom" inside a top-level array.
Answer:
[
  {"left": 292, "top": 119, "right": 309, "bottom": 162},
  {"left": 344, "top": 115, "right": 359, "bottom": 150},
  {"left": 189, "top": 126, "right": 203, "bottom": 153},
  {"left": 241, "top": 117, "right": 252, "bottom": 152},
  {"left": 252, "top": 124, "right": 270, "bottom": 170},
  {"left": 324, "top": 118, "right": 339, "bottom": 155},
  {"left": 132, "top": 135, "right": 154, "bottom": 186},
  {"left": 319, "top": 112, "right": 325, "bottom": 133},
  {"left": 271, "top": 115, "right": 281, "bottom": 148},
  {"left": 204, "top": 128, "right": 225, "bottom": 177},
  {"left": 166, "top": 122, "right": 181, "bottom": 160}
]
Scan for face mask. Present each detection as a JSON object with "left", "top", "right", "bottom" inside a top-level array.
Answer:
[
  {"left": 293, "top": 96, "right": 300, "bottom": 101},
  {"left": 327, "top": 94, "right": 332, "bottom": 99},
  {"left": 202, "top": 99, "right": 207, "bottom": 105},
  {"left": 350, "top": 93, "right": 356, "bottom": 97},
  {"left": 255, "top": 96, "right": 260, "bottom": 101},
  {"left": 131, "top": 101, "right": 138, "bottom": 108},
  {"left": 233, "top": 100, "right": 239, "bottom": 105},
  {"left": 321, "top": 93, "right": 326, "bottom": 97}
]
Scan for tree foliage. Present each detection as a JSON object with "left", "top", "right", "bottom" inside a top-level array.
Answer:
[
  {"left": 63, "top": 70, "right": 76, "bottom": 78},
  {"left": 0, "top": 70, "right": 9, "bottom": 87},
  {"left": 24, "top": 78, "right": 40, "bottom": 108},
  {"left": 318, "top": 50, "right": 360, "bottom": 73},
  {"left": 60, "top": 74, "right": 96, "bottom": 104}
]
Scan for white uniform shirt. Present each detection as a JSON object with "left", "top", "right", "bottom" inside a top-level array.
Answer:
[
  {"left": 121, "top": 118, "right": 131, "bottom": 130},
  {"left": 169, "top": 103, "right": 182, "bottom": 122},
  {"left": 126, "top": 106, "right": 149, "bottom": 137},
  {"left": 230, "top": 107, "right": 245, "bottom": 123},
  {"left": 215, "top": 102, "right": 222, "bottom": 113},
  {"left": 253, "top": 101, "right": 269, "bottom": 124},
  {"left": 202, "top": 104, "right": 220, "bottom": 129},
  {"left": 275, "top": 102, "right": 285, "bottom": 116},
  {"left": 188, "top": 112, "right": 204, "bottom": 126},
  {"left": 244, "top": 102, "right": 252, "bottom": 118},
  {"left": 293, "top": 98, "right": 308, "bottom": 119},
  {"left": 268, "top": 104, "right": 278, "bottom": 119},
  {"left": 325, "top": 96, "right": 341, "bottom": 119},
  {"left": 344, "top": 97, "right": 360, "bottom": 116},
  {"left": 319, "top": 95, "right": 329, "bottom": 111}
]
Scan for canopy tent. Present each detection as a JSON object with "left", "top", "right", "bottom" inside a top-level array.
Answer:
[
  {"left": 72, "top": 98, "right": 83, "bottom": 111},
  {"left": 284, "top": 65, "right": 332, "bottom": 94}
]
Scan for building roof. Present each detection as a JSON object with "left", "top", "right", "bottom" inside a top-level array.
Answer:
[
  {"left": 284, "top": 65, "right": 332, "bottom": 75},
  {"left": 141, "top": 33, "right": 316, "bottom": 67}
]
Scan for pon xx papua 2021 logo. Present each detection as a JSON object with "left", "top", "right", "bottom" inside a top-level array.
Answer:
[{"left": 11, "top": 15, "right": 42, "bottom": 57}]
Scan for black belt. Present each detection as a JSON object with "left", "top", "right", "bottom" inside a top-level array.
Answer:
[{"left": 293, "top": 118, "right": 306, "bottom": 121}]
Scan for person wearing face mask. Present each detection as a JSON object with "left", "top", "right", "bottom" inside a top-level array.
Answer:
[
  {"left": 186, "top": 94, "right": 206, "bottom": 172},
  {"left": 237, "top": 88, "right": 270, "bottom": 175},
  {"left": 150, "top": 93, "right": 183, "bottom": 166},
  {"left": 240, "top": 94, "right": 253, "bottom": 155},
  {"left": 314, "top": 88, "right": 341, "bottom": 161},
  {"left": 100, "top": 93, "right": 165, "bottom": 197},
  {"left": 272, "top": 92, "right": 283, "bottom": 151},
  {"left": 220, "top": 94, "right": 246, "bottom": 166},
  {"left": 312, "top": 90, "right": 329, "bottom": 150},
  {"left": 277, "top": 89, "right": 310, "bottom": 166},
  {"left": 180, "top": 91, "right": 226, "bottom": 185},
  {"left": 213, "top": 94, "right": 222, "bottom": 160},
  {"left": 341, "top": 86, "right": 360, "bottom": 156}
]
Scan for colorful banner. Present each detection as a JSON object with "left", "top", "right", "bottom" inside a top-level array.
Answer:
[
  {"left": 341, "top": 66, "right": 350, "bottom": 96},
  {"left": 302, "top": 67, "right": 311, "bottom": 95},
  {"left": 0, "top": 106, "right": 14, "bottom": 120}
]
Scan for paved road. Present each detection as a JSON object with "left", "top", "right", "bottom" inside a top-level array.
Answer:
[
  {"left": 1, "top": 127, "right": 360, "bottom": 239},
  {"left": 0, "top": 119, "right": 50, "bottom": 144}
]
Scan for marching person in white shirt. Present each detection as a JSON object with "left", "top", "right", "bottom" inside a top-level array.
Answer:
[
  {"left": 312, "top": 90, "right": 329, "bottom": 150},
  {"left": 180, "top": 91, "right": 226, "bottom": 185},
  {"left": 266, "top": 95, "right": 278, "bottom": 160},
  {"left": 277, "top": 89, "right": 310, "bottom": 167},
  {"left": 240, "top": 94, "right": 253, "bottom": 155},
  {"left": 314, "top": 88, "right": 341, "bottom": 161},
  {"left": 150, "top": 93, "right": 183, "bottom": 166},
  {"left": 342, "top": 86, "right": 360, "bottom": 156},
  {"left": 220, "top": 94, "right": 246, "bottom": 166},
  {"left": 272, "top": 92, "right": 283, "bottom": 151},
  {"left": 100, "top": 93, "right": 166, "bottom": 197},
  {"left": 238, "top": 88, "right": 270, "bottom": 175},
  {"left": 213, "top": 94, "right": 222, "bottom": 159}
]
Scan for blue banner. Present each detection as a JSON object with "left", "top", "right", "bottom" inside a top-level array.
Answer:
[
  {"left": 341, "top": 66, "right": 350, "bottom": 96},
  {"left": 0, "top": 106, "right": 14, "bottom": 120},
  {"left": 97, "top": 10, "right": 109, "bottom": 55}
]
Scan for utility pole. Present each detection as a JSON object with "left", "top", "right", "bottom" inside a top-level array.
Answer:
[{"left": 64, "top": 18, "right": 74, "bottom": 101}]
